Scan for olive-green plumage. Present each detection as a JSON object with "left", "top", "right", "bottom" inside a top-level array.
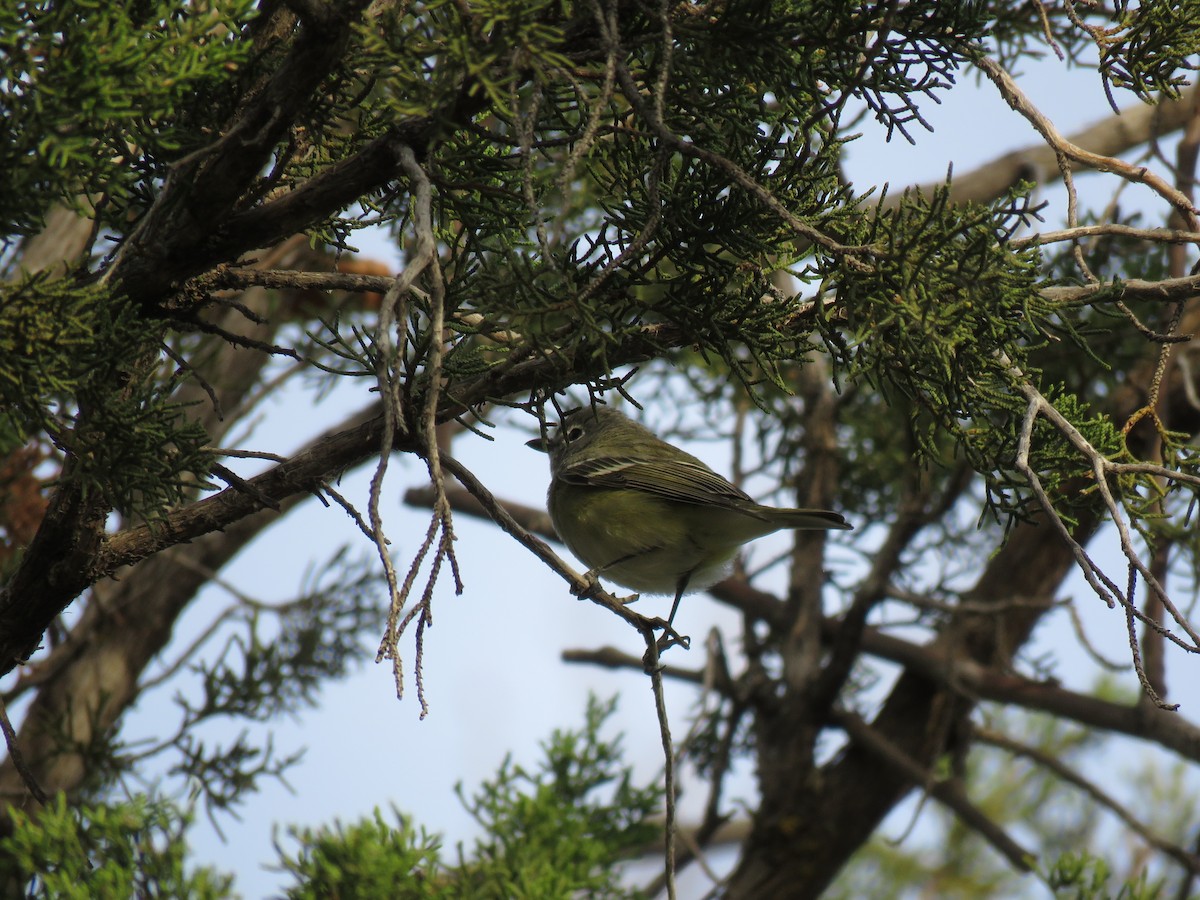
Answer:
[{"left": 529, "top": 406, "right": 851, "bottom": 625}]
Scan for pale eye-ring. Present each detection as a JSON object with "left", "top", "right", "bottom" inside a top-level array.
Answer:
[{"left": 566, "top": 425, "right": 585, "bottom": 442}]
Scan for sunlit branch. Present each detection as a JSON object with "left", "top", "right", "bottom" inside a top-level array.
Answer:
[{"left": 976, "top": 55, "right": 1200, "bottom": 231}]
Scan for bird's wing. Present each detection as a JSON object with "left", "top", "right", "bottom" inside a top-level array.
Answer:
[{"left": 558, "top": 455, "right": 760, "bottom": 510}]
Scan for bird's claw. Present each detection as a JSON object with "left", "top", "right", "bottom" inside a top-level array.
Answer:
[
  {"left": 570, "top": 571, "right": 602, "bottom": 599},
  {"left": 653, "top": 618, "right": 690, "bottom": 653},
  {"left": 638, "top": 628, "right": 696, "bottom": 672},
  {"left": 571, "top": 572, "right": 639, "bottom": 607}
]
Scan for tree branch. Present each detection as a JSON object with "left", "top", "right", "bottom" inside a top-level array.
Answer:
[
  {"left": 974, "top": 55, "right": 1198, "bottom": 229},
  {"left": 846, "top": 622, "right": 1200, "bottom": 764},
  {"left": 905, "top": 83, "right": 1200, "bottom": 206},
  {"left": 1042, "top": 273, "right": 1200, "bottom": 305},
  {"left": 976, "top": 725, "right": 1200, "bottom": 875},
  {"left": 830, "top": 710, "right": 1034, "bottom": 873},
  {"left": 109, "top": 1, "right": 375, "bottom": 306}
]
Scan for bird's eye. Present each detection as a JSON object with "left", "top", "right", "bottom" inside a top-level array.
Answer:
[{"left": 566, "top": 425, "right": 585, "bottom": 442}]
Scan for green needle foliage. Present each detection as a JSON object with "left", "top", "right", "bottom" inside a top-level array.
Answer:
[
  {"left": 0, "top": 0, "right": 256, "bottom": 238},
  {"left": 277, "top": 696, "right": 660, "bottom": 899},
  {"left": 0, "top": 275, "right": 212, "bottom": 518},
  {"left": 0, "top": 794, "right": 233, "bottom": 900}
]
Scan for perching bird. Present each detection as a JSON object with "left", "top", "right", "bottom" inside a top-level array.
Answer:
[{"left": 529, "top": 406, "right": 851, "bottom": 626}]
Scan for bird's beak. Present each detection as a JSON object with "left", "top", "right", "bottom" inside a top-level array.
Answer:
[{"left": 526, "top": 436, "right": 549, "bottom": 452}]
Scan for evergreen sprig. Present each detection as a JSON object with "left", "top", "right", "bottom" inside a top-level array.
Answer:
[
  {"left": 0, "top": 274, "right": 212, "bottom": 517},
  {"left": 0, "top": 794, "right": 232, "bottom": 899},
  {"left": 837, "top": 186, "right": 1046, "bottom": 473},
  {"left": 1098, "top": 0, "right": 1200, "bottom": 102},
  {"left": 0, "top": 0, "right": 257, "bottom": 239}
]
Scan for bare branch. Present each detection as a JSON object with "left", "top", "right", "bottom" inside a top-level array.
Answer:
[
  {"left": 831, "top": 710, "right": 1034, "bottom": 872},
  {"left": 976, "top": 726, "right": 1200, "bottom": 876},
  {"left": 1012, "top": 224, "right": 1200, "bottom": 248},
  {"left": 371, "top": 145, "right": 457, "bottom": 717},
  {"left": 844, "top": 622, "right": 1200, "bottom": 764},
  {"left": 905, "top": 82, "right": 1200, "bottom": 207},
  {"left": 975, "top": 55, "right": 1199, "bottom": 230},
  {"left": 643, "top": 629, "right": 678, "bottom": 900},
  {"left": 1042, "top": 273, "right": 1200, "bottom": 306},
  {"left": 563, "top": 645, "right": 708, "bottom": 686},
  {"left": 0, "top": 695, "right": 48, "bottom": 805}
]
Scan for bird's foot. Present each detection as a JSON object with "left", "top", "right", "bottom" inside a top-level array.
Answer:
[
  {"left": 653, "top": 618, "right": 690, "bottom": 653},
  {"left": 641, "top": 627, "right": 690, "bottom": 672},
  {"left": 570, "top": 570, "right": 603, "bottom": 599},
  {"left": 572, "top": 571, "right": 639, "bottom": 606}
]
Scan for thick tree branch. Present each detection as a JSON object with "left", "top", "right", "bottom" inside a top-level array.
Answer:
[
  {"left": 852, "top": 622, "right": 1200, "bottom": 763},
  {"left": 109, "top": 1, "right": 374, "bottom": 307},
  {"left": 102, "top": 404, "right": 389, "bottom": 572}
]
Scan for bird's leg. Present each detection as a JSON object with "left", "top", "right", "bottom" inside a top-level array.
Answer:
[
  {"left": 654, "top": 573, "right": 692, "bottom": 653},
  {"left": 666, "top": 574, "right": 687, "bottom": 628}
]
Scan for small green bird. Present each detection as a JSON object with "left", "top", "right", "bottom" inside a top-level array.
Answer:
[{"left": 529, "top": 406, "right": 851, "bottom": 626}]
